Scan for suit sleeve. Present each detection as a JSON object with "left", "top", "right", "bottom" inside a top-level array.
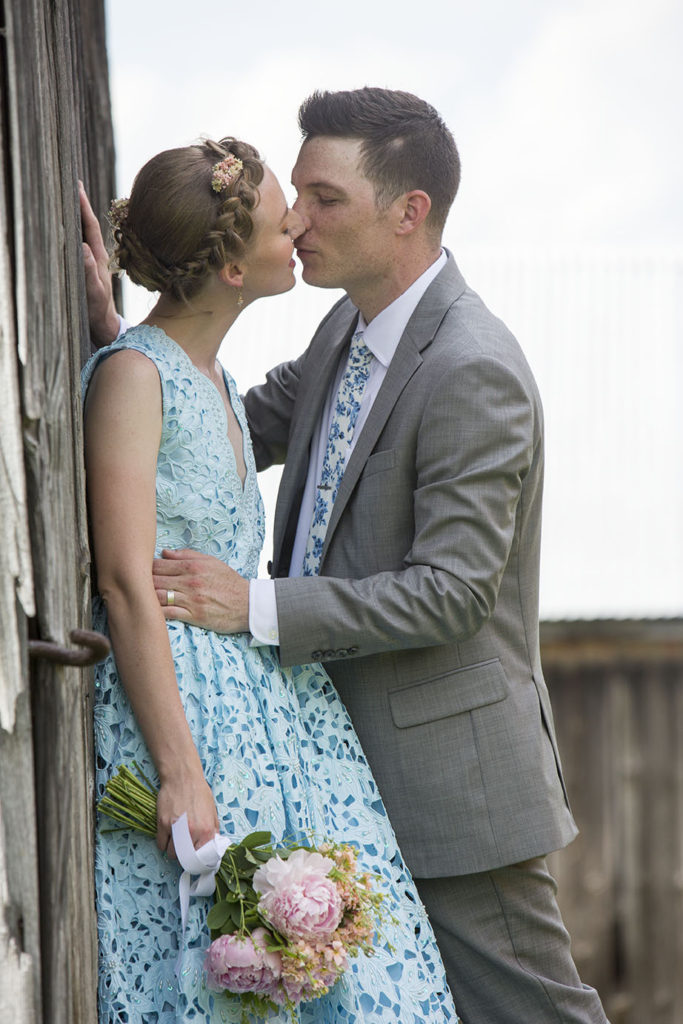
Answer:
[
  {"left": 243, "top": 354, "right": 305, "bottom": 471},
  {"left": 243, "top": 297, "right": 352, "bottom": 471},
  {"left": 273, "top": 351, "right": 541, "bottom": 667}
]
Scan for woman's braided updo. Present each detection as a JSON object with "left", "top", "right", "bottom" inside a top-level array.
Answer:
[{"left": 110, "top": 137, "right": 264, "bottom": 303}]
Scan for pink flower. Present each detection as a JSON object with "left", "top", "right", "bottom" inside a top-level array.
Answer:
[
  {"left": 205, "top": 927, "right": 282, "bottom": 995},
  {"left": 280, "top": 946, "right": 343, "bottom": 1003},
  {"left": 253, "top": 849, "right": 343, "bottom": 944}
]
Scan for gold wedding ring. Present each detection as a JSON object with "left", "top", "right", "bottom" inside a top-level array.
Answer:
[{"left": 167, "top": 589, "right": 175, "bottom": 607}]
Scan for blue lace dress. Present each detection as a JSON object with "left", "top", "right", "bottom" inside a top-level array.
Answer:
[{"left": 82, "top": 326, "right": 458, "bottom": 1024}]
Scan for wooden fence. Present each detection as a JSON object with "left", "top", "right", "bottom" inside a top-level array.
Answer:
[{"left": 544, "top": 619, "right": 683, "bottom": 1024}]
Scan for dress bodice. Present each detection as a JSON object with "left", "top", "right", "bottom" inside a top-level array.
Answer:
[{"left": 81, "top": 325, "right": 265, "bottom": 580}]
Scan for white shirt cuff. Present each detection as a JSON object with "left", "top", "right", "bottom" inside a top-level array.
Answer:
[
  {"left": 117, "top": 315, "right": 129, "bottom": 339},
  {"left": 248, "top": 579, "right": 280, "bottom": 646}
]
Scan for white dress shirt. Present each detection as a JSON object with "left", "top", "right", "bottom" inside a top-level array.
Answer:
[{"left": 249, "top": 250, "right": 447, "bottom": 644}]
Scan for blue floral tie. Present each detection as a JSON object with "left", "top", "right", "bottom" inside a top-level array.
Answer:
[{"left": 303, "top": 331, "right": 372, "bottom": 576}]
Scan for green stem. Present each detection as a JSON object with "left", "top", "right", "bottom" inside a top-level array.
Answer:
[{"left": 97, "top": 763, "right": 159, "bottom": 835}]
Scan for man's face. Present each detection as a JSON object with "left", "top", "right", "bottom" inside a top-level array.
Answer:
[{"left": 291, "top": 137, "right": 395, "bottom": 300}]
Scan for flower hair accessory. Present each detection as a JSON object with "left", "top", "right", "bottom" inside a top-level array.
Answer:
[
  {"left": 109, "top": 197, "right": 130, "bottom": 229},
  {"left": 211, "top": 154, "right": 244, "bottom": 194}
]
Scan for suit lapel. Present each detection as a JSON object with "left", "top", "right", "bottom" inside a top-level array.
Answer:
[
  {"left": 271, "top": 307, "right": 358, "bottom": 574},
  {"left": 320, "top": 335, "right": 422, "bottom": 557},
  {"left": 320, "top": 255, "right": 467, "bottom": 565}
]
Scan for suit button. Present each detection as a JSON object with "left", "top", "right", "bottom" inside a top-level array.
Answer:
[
  {"left": 348, "top": 647, "right": 359, "bottom": 655},
  {"left": 311, "top": 650, "right": 323, "bottom": 660},
  {"left": 336, "top": 648, "right": 348, "bottom": 657},
  {"left": 323, "top": 650, "right": 335, "bottom": 659}
]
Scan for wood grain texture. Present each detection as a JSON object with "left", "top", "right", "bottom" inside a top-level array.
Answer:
[
  {"left": 544, "top": 620, "right": 683, "bottom": 1024},
  {"left": 1, "top": 1, "right": 115, "bottom": 1021},
  {"left": 1, "top": 5, "right": 42, "bottom": 1018}
]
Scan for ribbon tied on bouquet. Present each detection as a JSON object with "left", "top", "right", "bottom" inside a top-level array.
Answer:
[{"left": 171, "top": 812, "right": 231, "bottom": 973}]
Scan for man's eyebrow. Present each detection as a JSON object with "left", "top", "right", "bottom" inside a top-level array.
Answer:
[{"left": 293, "top": 179, "right": 347, "bottom": 195}]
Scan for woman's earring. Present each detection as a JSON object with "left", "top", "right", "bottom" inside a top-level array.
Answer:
[{"left": 236, "top": 287, "right": 244, "bottom": 308}]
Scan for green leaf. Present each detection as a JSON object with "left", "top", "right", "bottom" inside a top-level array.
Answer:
[
  {"left": 249, "top": 849, "right": 271, "bottom": 863},
  {"left": 227, "top": 901, "right": 243, "bottom": 927},
  {"left": 240, "top": 831, "right": 272, "bottom": 850},
  {"left": 206, "top": 901, "right": 232, "bottom": 930},
  {"left": 233, "top": 848, "right": 253, "bottom": 867}
]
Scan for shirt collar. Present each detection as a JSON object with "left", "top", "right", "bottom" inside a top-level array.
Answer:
[{"left": 356, "top": 249, "right": 447, "bottom": 367}]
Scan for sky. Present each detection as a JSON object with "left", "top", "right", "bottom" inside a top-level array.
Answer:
[
  {"left": 104, "top": 0, "right": 683, "bottom": 618},
  {"left": 106, "top": 0, "right": 683, "bottom": 248}
]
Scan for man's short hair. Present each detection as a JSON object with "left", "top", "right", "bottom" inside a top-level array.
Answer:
[{"left": 298, "top": 87, "right": 460, "bottom": 237}]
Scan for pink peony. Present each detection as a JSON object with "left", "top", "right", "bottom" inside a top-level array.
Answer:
[
  {"left": 205, "top": 927, "right": 282, "bottom": 995},
  {"left": 253, "top": 849, "right": 343, "bottom": 944}
]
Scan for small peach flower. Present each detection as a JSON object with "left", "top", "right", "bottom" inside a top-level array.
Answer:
[{"left": 211, "top": 154, "right": 244, "bottom": 193}]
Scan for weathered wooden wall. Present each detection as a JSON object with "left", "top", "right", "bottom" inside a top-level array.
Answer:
[
  {"left": 0, "top": 1, "right": 114, "bottom": 1021},
  {"left": 544, "top": 620, "right": 683, "bottom": 1024}
]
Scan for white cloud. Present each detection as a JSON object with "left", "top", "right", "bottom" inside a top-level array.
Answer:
[
  {"left": 108, "top": 0, "right": 682, "bottom": 245},
  {"left": 454, "top": 0, "right": 683, "bottom": 244}
]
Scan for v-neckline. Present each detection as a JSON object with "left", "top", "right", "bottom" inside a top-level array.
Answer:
[{"left": 137, "top": 326, "right": 250, "bottom": 497}]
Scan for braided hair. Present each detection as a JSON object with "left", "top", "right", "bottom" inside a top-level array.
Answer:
[{"left": 110, "top": 138, "right": 264, "bottom": 303}]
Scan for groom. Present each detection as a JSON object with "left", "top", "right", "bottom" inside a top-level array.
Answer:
[{"left": 84, "top": 88, "right": 607, "bottom": 1022}]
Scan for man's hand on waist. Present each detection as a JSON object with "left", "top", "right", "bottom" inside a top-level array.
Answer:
[{"left": 153, "top": 548, "right": 250, "bottom": 633}]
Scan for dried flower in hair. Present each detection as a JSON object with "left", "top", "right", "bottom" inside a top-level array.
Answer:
[
  {"left": 211, "top": 154, "right": 244, "bottom": 194},
  {"left": 109, "top": 197, "right": 130, "bottom": 229}
]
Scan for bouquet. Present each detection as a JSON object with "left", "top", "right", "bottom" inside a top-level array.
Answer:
[{"left": 98, "top": 763, "right": 385, "bottom": 1015}]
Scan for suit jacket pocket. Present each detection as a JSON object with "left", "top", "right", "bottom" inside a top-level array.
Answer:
[
  {"left": 389, "top": 658, "right": 509, "bottom": 728},
  {"left": 359, "top": 448, "right": 397, "bottom": 479}
]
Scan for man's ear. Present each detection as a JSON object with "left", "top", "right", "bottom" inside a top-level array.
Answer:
[
  {"left": 395, "top": 190, "right": 432, "bottom": 235},
  {"left": 218, "top": 262, "right": 244, "bottom": 288}
]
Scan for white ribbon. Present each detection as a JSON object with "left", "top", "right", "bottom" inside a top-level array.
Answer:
[{"left": 171, "top": 813, "right": 231, "bottom": 973}]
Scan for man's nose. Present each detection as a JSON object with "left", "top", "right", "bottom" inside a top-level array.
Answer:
[
  {"left": 292, "top": 197, "right": 311, "bottom": 231},
  {"left": 290, "top": 210, "right": 306, "bottom": 240}
]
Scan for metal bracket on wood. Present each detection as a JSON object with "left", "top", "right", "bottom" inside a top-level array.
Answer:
[{"left": 28, "top": 628, "right": 110, "bottom": 666}]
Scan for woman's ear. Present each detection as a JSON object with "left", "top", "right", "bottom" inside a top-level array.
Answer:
[{"left": 218, "top": 262, "right": 244, "bottom": 288}]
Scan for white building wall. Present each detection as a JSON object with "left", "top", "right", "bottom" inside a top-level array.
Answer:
[{"left": 459, "top": 246, "right": 683, "bottom": 619}]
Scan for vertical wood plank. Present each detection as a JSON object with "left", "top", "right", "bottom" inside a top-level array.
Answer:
[
  {"left": 2, "top": 1, "right": 115, "bottom": 1021},
  {"left": 0, "top": 3, "right": 41, "bottom": 1019},
  {"left": 544, "top": 621, "right": 683, "bottom": 1024}
]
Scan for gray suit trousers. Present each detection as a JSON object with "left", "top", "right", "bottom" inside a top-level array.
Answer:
[{"left": 415, "top": 859, "right": 608, "bottom": 1024}]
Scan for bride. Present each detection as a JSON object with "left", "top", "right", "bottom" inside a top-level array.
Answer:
[{"left": 81, "top": 137, "right": 458, "bottom": 1022}]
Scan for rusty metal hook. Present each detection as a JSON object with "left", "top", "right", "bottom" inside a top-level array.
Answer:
[{"left": 28, "top": 628, "right": 110, "bottom": 667}]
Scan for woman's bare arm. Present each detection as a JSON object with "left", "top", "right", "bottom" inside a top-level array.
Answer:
[{"left": 84, "top": 348, "right": 219, "bottom": 853}]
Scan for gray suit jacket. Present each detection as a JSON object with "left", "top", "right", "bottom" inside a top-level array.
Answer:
[{"left": 244, "top": 254, "right": 577, "bottom": 877}]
